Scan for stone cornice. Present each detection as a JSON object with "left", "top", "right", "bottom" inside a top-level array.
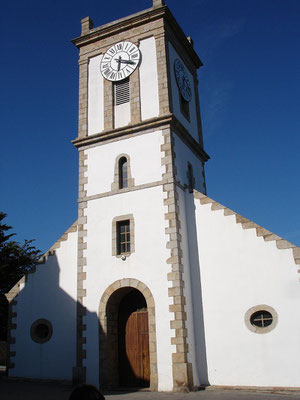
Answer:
[
  {"left": 72, "top": 114, "right": 173, "bottom": 148},
  {"left": 171, "top": 116, "right": 210, "bottom": 162},
  {"left": 72, "top": 6, "right": 201, "bottom": 68},
  {"left": 72, "top": 114, "right": 210, "bottom": 162},
  {"left": 79, "top": 179, "right": 166, "bottom": 204}
]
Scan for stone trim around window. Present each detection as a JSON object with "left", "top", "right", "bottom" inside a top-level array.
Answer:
[
  {"left": 245, "top": 305, "right": 278, "bottom": 334},
  {"left": 112, "top": 214, "right": 135, "bottom": 257},
  {"left": 111, "top": 153, "right": 135, "bottom": 191},
  {"left": 30, "top": 319, "right": 53, "bottom": 344},
  {"left": 186, "top": 162, "right": 195, "bottom": 193}
]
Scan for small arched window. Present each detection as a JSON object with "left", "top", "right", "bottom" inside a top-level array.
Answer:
[
  {"left": 111, "top": 154, "right": 134, "bottom": 192},
  {"left": 119, "top": 157, "right": 128, "bottom": 189},
  {"left": 187, "top": 162, "right": 195, "bottom": 193}
]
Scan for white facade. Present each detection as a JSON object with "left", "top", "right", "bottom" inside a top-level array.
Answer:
[
  {"left": 8, "top": 186, "right": 300, "bottom": 387},
  {"left": 88, "top": 54, "right": 104, "bottom": 135},
  {"left": 6, "top": 0, "right": 300, "bottom": 393},
  {"left": 10, "top": 228, "right": 78, "bottom": 380},
  {"left": 139, "top": 36, "right": 160, "bottom": 121},
  {"left": 85, "top": 130, "right": 164, "bottom": 196},
  {"left": 192, "top": 195, "right": 300, "bottom": 387},
  {"left": 84, "top": 187, "right": 174, "bottom": 390}
]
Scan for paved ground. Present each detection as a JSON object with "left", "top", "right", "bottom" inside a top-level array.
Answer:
[{"left": 1, "top": 376, "right": 300, "bottom": 400}]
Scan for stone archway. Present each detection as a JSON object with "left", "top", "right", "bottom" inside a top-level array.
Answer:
[{"left": 98, "top": 279, "right": 158, "bottom": 390}]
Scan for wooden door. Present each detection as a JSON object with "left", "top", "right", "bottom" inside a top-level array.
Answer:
[{"left": 125, "top": 310, "right": 150, "bottom": 387}]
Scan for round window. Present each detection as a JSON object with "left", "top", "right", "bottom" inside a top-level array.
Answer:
[
  {"left": 250, "top": 310, "right": 273, "bottom": 328},
  {"left": 31, "top": 319, "right": 53, "bottom": 343},
  {"left": 245, "top": 305, "right": 278, "bottom": 334}
]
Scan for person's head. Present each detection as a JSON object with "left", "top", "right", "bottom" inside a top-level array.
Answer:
[{"left": 69, "top": 384, "right": 105, "bottom": 400}]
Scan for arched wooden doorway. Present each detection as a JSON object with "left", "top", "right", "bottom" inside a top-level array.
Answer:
[
  {"left": 98, "top": 279, "right": 157, "bottom": 390},
  {"left": 118, "top": 290, "right": 149, "bottom": 387}
]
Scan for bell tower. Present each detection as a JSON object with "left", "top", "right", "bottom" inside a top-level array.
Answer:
[{"left": 72, "top": 0, "right": 209, "bottom": 391}]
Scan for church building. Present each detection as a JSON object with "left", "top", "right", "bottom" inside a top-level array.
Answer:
[{"left": 5, "top": 0, "right": 300, "bottom": 392}]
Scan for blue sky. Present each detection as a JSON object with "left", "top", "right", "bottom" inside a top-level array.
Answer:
[{"left": 1, "top": 0, "right": 299, "bottom": 252}]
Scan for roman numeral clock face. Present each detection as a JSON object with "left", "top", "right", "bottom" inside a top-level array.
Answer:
[
  {"left": 174, "top": 58, "right": 192, "bottom": 102},
  {"left": 100, "top": 41, "right": 141, "bottom": 82}
]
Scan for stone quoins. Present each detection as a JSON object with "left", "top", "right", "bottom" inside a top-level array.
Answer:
[
  {"left": 103, "top": 79, "right": 113, "bottom": 131},
  {"left": 161, "top": 129, "right": 193, "bottom": 390},
  {"left": 98, "top": 279, "right": 158, "bottom": 391},
  {"left": 5, "top": 275, "right": 28, "bottom": 371},
  {"left": 81, "top": 17, "right": 94, "bottom": 36},
  {"left": 130, "top": 67, "right": 141, "bottom": 124},
  {"left": 194, "top": 190, "right": 300, "bottom": 267},
  {"left": 75, "top": 150, "right": 88, "bottom": 382},
  {"left": 77, "top": 60, "right": 89, "bottom": 139},
  {"left": 155, "top": 34, "right": 170, "bottom": 116},
  {"left": 153, "top": 0, "right": 165, "bottom": 7}
]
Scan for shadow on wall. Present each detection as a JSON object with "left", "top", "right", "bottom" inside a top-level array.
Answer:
[
  {"left": 0, "top": 341, "right": 7, "bottom": 366},
  {"left": 6, "top": 253, "right": 148, "bottom": 390},
  {"left": 99, "top": 287, "right": 150, "bottom": 389},
  {"left": 0, "top": 296, "right": 8, "bottom": 342},
  {"left": 185, "top": 191, "right": 209, "bottom": 386},
  {"left": 7, "top": 253, "right": 78, "bottom": 380}
]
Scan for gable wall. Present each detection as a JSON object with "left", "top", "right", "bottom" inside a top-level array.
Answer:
[
  {"left": 190, "top": 194, "right": 300, "bottom": 387},
  {"left": 9, "top": 229, "right": 78, "bottom": 380}
]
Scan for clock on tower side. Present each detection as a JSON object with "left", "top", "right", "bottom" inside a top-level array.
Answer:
[
  {"left": 72, "top": 0, "right": 209, "bottom": 192},
  {"left": 72, "top": 0, "right": 209, "bottom": 390}
]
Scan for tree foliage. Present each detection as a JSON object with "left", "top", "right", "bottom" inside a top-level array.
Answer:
[{"left": 0, "top": 212, "right": 41, "bottom": 340}]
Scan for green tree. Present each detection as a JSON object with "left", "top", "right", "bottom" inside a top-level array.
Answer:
[{"left": 0, "top": 212, "right": 41, "bottom": 340}]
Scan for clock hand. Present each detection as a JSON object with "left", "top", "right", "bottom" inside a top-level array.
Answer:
[
  {"left": 115, "top": 57, "right": 136, "bottom": 66},
  {"left": 119, "top": 59, "right": 136, "bottom": 65},
  {"left": 117, "top": 56, "right": 121, "bottom": 71}
]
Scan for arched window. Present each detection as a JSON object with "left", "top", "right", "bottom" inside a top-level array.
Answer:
[
  {"left": 187, "top": 162, "right": 195, "bottom": 193},
  {"left": 119, "top": 157, "right": 128, "bottom": 189},
  {"left": 111, "top": 154, "right": 134, "bottom": 191}
]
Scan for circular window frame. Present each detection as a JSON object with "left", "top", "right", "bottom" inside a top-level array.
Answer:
[
  {"left": 30, "top": 319, "right": 53, "bottom": 344},
  {"left": 245, "top": 305, "right": 278, "bottom": 334}
]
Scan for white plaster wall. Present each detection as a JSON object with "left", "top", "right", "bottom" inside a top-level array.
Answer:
[
  {"left": 168, "top": 43, "right": 199, "bottom": 142},
  {"left": 139, "top": 37, "right": 159, "bottom": 121},
  {"left": 114, "top": 102, "right": 130, "bottom": 129},
  {"left": 173, "top": 132, "right": 205, "bottom": 193},
  {"left": 83, "top": 186, "right": 175, "bottom": 391},
  {"left": 88, "top": 55, "right": 104, "bottom": 135},
  {"left": 11, "top": 230, "right": 78, "bottom": 379},
  {"left": 177, "top": 188, "right": 200, "bottom": 386},
  {"left": 192, "top": 198, "right": 300, "bottom": 387},
  {"left": 85, "top": 130, "right": 164, "bottom": 196}
]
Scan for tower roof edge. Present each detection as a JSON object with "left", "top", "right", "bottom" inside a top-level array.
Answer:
[{"left": 71, "top": 4, "right": 202, "bottom": 68}]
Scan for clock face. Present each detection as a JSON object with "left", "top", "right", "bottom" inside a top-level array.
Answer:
[
  {"left": 100, "top": 41, "right": 140, "bottom": 82},
  {"left": 174, "top": 58, "right": 192, "bottom": 102}
]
